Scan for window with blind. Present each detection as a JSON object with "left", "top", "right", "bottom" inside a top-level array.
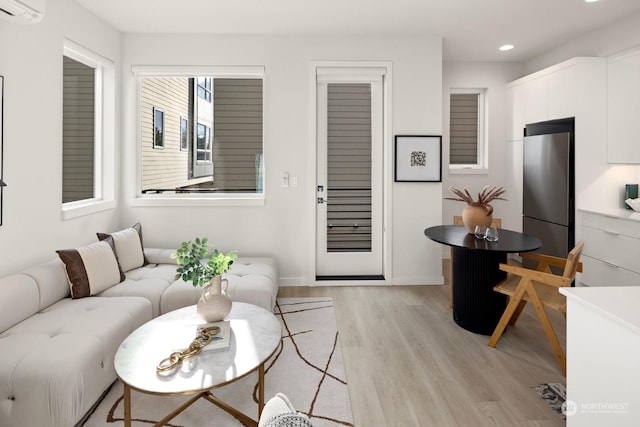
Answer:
[
  {"left": 63, "top": 56, "right": 95, "bottom": 203},
  {"left": 449, "top": 89, "right": 487, "bottom": 169},
  {"left": 62, "top": 39, "right": 115, "bottom": 216},
  {"left": 138, "top": 72, "right": 263, "bottom": 196}
]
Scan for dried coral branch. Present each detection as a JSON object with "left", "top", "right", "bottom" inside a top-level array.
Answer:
[
  {"left": 444, "top": 185, "right": 507, "bottom": 207},
  {"left": 477, "top": 185, "right": 507, "bottom": 205},
  {"left": 445, "top": 186, "right": 474, "bottom": 204}
]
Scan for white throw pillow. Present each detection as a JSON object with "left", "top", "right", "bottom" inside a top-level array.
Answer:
[
  {"left": 56, "top": 236, "right": 125, "bottom": 298},
  {"left": 97, "top": 222, "right": 148, "bottom": 272}
]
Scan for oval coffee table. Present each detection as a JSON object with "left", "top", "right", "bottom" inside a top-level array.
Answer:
[{"left": 114, "top": 302, "right": 282, "bottom": 427}]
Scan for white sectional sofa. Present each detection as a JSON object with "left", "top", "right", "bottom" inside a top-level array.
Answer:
[{"left": 0, "top": 225, "right": 279, "bottom": 427}]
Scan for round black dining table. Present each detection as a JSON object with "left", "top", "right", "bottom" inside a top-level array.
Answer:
[{"left": 424, "top": 225, "right": 542, "bottom": 335}]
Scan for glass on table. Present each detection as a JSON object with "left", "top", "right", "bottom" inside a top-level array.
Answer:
[
  {"left": 484, "top": 227, "right": 499, "bottom": 242},
  {"left": 474, "top": 225, "right": 487, "bottom": 239}
]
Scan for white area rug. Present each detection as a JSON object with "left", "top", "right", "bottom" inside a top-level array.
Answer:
[{"left": 81, "top": 298, "right": 353, "bottom": 427}]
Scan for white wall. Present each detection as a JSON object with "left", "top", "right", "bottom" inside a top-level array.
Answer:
[
  {"left": 524, "top": 11, "right": 640, "bottom": 75},
  {"left": 120, "top": 34, "right": 444, "bottom": 285},
  {"left": 441, "top": 62, "right": 523, "bottom": 241},
  {"left": 0, "top": 0, "right": 121, "bottom": 276}
]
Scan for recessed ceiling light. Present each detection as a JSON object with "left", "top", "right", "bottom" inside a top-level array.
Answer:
[
  {"left": 585, "top": 0, "right": 599, "bottom": 3},
  {"left": 499, "top": 44, "right": 514, "bottom": 51}
]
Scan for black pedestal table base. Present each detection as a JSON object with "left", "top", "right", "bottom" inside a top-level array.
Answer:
[{"left": 451, "top": 247, "right": 508, "bottom": 335}]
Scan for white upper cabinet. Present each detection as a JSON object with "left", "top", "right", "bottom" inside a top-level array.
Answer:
[
  {"left": 547, "top": 65, "right": 576, "bottom": 120},
  {"left": 507, "top": 82, "right": 526, "bottom": 141},
  {"left": 523, "top": 75, "right": 548, "bottom": 125},
  {"left": 507, "top": 61, "right": 577, "bottom": 141},
  {"left": 607, "top": 48, "right": 640, "bottom": 163}
]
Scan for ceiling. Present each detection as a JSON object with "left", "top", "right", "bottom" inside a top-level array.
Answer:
[{"left": 75, "top": 0, "right": 640, "bottom": 62}]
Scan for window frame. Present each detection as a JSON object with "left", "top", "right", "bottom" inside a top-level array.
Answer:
[
  {"left": 196, "top": 122, "right": 212, "bottom": 162},
  {"left": 180, "top": 116, "right": 188, "bottom": 151},
  {"left": 197, "top": 77, "right": 212, "bottom": 102},
  {"left": 131, "top": 65, "right": 266, "bottom": 207},
  {"left": 448, "top": 88, "right": 488, "bottom": 174},
  {"left": 61, "top": 39, "right": 116, "bottom": 219},
  {"left": 153, "top": 107, "right": 165, "bottom": 149}
]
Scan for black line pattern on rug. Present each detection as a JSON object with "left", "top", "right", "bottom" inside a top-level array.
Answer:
[{"left": 275, "top": 299, "right": 353, "bottom": 427}]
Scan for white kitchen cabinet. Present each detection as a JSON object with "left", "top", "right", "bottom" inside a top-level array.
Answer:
[
  {"left": 547, "top": 65, "right": 576, "bottom": 120},
  {"left": 507, "top": 82, "right": 526, "bottom": 141},
  {"left": 561, "top": 286, "right": 640, "bottom": 426},
  {"left": 507, "top": 60, "right": 577, "bottom": 142},
  {"left": 607, "top": 47, "right": 640, "bottom": 163},
  {"left": 578, "top": 209, "right": 640, "bottom": 287},
  {"left": 524, "top": 75, "right": 548, "bottom": 125}
]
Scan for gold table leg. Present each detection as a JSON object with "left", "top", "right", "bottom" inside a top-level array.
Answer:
[
  {"left": 123, "top": 384, "right": 131, "bottom": 427},
  {"left": 124, "top": 362, "right": 266, "bottom": 427},
  {"left": 258, "top": 363, "right": 265, "bottom": 417}
]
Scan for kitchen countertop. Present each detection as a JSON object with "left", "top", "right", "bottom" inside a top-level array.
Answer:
[
  {"left": 560, "top": 286, "right": 640, "bottom": 335},
  {"left": 579, "top": 207, "right": 640, "bottom": 221}
]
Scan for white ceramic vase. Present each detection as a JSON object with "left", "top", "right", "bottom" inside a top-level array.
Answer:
[{"left": 197, "top": 276, "right": 232, "bottom": 322}]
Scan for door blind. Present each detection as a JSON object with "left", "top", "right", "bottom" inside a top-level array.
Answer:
[
  {"left": 327, "top": 83, "right": 372, "bottom": 252},
  {"left": 450, "top": 93, "right": 479, "bottom": 164}
]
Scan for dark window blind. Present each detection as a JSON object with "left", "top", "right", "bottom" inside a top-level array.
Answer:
[
  {"left": 450, "top": 93, "right": 479, "bottom": 165},
  {"left": 213, "top": 78, "right": 263, "bottom": 191},
  {"left": 62, "top": 56, "right": 95, "bottom": 203}
]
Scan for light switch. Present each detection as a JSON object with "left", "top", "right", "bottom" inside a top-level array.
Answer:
[
  {"left": 291, "top": 176, "right": 298, "bottom": 187},
  {"left": 282, "top": 172, "right": 289, "bottom": 187}
]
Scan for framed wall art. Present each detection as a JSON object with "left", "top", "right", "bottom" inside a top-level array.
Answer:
[{"left": 394, "top": 135, "right": 442, "bottom": 182}]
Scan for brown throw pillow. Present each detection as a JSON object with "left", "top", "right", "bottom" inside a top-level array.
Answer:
[
  {"left": 56, "top": 236, "right": 125, "bottom": 299},
  {"left": 97, "top": 222, "right": 149, "bottom": 272}
]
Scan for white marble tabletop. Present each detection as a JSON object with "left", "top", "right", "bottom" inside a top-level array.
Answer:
[{"left": 114, "top": 302, "right": 282, "bottom": 395}]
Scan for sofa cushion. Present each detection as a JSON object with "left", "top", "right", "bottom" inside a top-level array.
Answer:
[
  {"left": 143, "top": 248, "right": 177, "bottom": 265},
  {"left": 0, "top": 274, "right": 40, "bottom": 333},
  {"left": 97, "top": 222, "right": 149, "bottom": 272},
  {"left": 0, "top": 295, "right": 152, "bottom": 427},
  {"left": 56, "top": 236, "right": 125, "bottom": 298},
  {"left": 98, "top": 277, "right": 173, "bottom": 318},
  {"left": 21, "top": 259, "right": 71, "bottom": 310}
]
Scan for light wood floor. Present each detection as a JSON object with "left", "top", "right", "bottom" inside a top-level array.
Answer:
[{"left": 278, "top": 263, "right": 566, "bottom": 426}]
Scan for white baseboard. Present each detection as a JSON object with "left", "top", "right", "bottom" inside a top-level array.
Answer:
[
  {"left": 391, "top": 275, "right": 444, "bottom": 285},
  {"left": 278, "top": 275, "right": 443, "bottom": 286}
]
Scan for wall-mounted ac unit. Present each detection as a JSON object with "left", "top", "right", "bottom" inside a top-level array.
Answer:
[{"left": 0, "top": 0, "right": 45, "bottom": 24}]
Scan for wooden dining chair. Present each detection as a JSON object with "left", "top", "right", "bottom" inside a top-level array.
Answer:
[
  {"left": 487, "top": 241, "right": 584, "bottom": 376},
  {"left": 449, "top": 216, "right": 502, "bottom": 309}
]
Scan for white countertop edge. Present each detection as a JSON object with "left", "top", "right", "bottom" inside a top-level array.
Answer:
[
  {"left": 578, "top": 207, "right": 640, "bottom": 221},
  {"left": 560, "top": 286, "right": 640, "bottom": 335}
]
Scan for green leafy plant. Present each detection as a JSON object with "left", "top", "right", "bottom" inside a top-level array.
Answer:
[
  {"left": 171, "top": 237, "right": 238, "bottom": 287},
  {"left": 445, "top": 185, "right": 507, "bottom": 216}
]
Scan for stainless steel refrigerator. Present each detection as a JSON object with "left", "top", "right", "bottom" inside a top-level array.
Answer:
[{"left": 523, "top": 118, "right": 575, "bottom": 259}]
